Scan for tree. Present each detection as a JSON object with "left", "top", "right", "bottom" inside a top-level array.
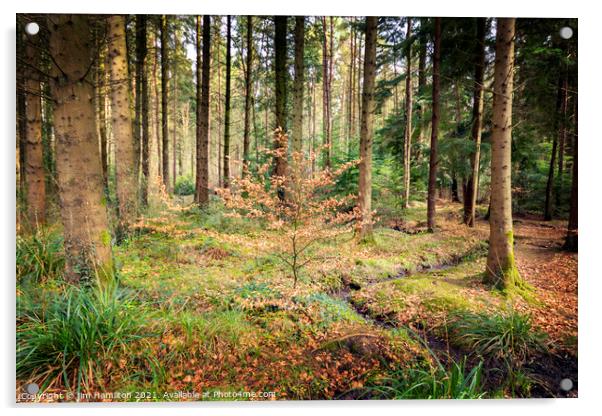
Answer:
[
  {"left": 485, "top": 18, "right": 523, "bottom": 289},
  {"left": 321, "top": 17, "right": 332, "bottom": 169},
  {"left": 223, "top": 16, "right": 232, "bottom": 187},
  {"left": 292, "top": 16, "right": 305, "bottom": 154},
  {"left": 160, "top": 15, "right": 170, "bottom": 190},
  {"left": 242, "top": 16, "right": 253, "bottom": 174},
  {"left": 23, "top": 27, "right": 46, "bottom": 228},
  {"left": 463, "top": 18, "right": 487, "bottom": 227},
  {"left": 564, "top": 102, "right": 577, "bottom": 251},
  {"left": 108, "top": 15, "right": 139, "bottom": 234},
  {"left": 402, "top": 17, "right": 413, "bottom": 208},
  {"left": 358, "top": 16, "right": 378, "bottom": 241},
  {"left": 48, "top": 15, "right": 113, "bottom": 283},
  {"left": 273, "top": 16, "right": 288, "bottom": 190},
  {"left": 194, "top": 15, "right": 211, "bottom": 205},
  {"left": 136, "top": 15, "right": 150, "bottom": 205},
  {"left": 427, "top": 18, "right": 441, "bottom": 232}
]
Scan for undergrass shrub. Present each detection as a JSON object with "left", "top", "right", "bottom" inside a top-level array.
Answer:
[
  {"left": 174, "top": 175, "right": 195, "bottom": 196},
  {"left": 16, "top": 228, "right": 65, "bottom": 284},
  {"left": 17, "top": 283, "right": 152, "bottom": 392}
]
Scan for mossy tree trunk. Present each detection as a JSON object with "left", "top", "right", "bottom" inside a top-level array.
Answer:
[
  {"left": 194, "top": 15, "right": 211, "bottom": 205},
  {"left": 358, "top": 16, "right": 378, "bottom": 241},
  {"left": 108, "top": 15, "right": 139, "bottom": 235},
  {"left": 49, "top": 14, "right": 113, "bottom": 284},
  {"left": 427, "top": 18, "right": 441, "bottom": 232},
  {"left": 485, "top": 18, "right": 522, "bottom": 289}
]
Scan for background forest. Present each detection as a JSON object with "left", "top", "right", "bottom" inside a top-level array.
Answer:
[{"left": 16, "top": 14, "right": 577, "bottom": 401}]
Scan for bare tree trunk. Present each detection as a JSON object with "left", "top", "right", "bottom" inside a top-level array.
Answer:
[
  {"left": 564, "top": 102, "right": 577, "bottom": 251},
  {"left": 485, "top": 18, "right": 522, "bottom": 289},
  {"left": 49, "top": 15, "right": 113, "bottom": 284},
  {"left": 172, "top": 27, "right": 178, "bottom": 191},
  {"left": 136, "top": 15, "right": 149, "bottom": 206},
  {"left": 195, "top": 15, "right": 211, "bottom": 205},
  {"left": 464, "top": 18, "right": 486, "bottom": 226},
  {"left": 321, "top": 17, "right": 331, "bottom": 169},
  {"left": 402, "top": 18, "right": 413, "bottom": 209},
  {"left": 358, "top": 16, "right": 377, "bottom": 241},
  {"left": 427, "top": 18, "right": 441, "bottom": 232},
  {"left": 108, "top": 15, "right": 139, "bottom": 235},
  {"left": 555, "top": 74, "right": 569, "bottom": 207},
  {"left": 292, "top": 16, "right": 305, "bottom": 154},
  {"left": 160, "top": 15, "right": 170, "bottom": 191},
  {"left": 417, "top": 27, "right": 427, "bottom": 159},
  {"left": 222, "top": 16, "right": 232, "bottom": 188},
  {"left": 24, "top": 32, "right": 46, "bottom": 228},
  {"left": 273, "top": 15, "right": 288, "bottom": 192},
  {"left": 242, "top": 16, "right": 253, "bottom": 175}
]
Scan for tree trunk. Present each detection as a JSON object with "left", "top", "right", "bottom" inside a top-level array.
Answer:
[
  {"left": 555, "top": 74, "right": 569, "bottom": 207},
  {"left": 136, "top": 15, "right": 149, "bottom": 206},
  {"left": 49, "top": 15, "right": 113, "bottom": 284},
  {"left": 97, "top": 36, "right": 109, "bottom": 189},
  {"left": 427, "top": 18, "right": 441, "bottom": 232},
  {"left": 24, "top": 33, "right": 46, "bottom": 228},
  {"left": 564, "top": 103, "right": 577, "bottom": 251},
  {"left": 108, "top": 15, "right": 139, "bottom": 235},
  {"left": 194, "top": 15, "right": 211, "bottom": 205},
  {"left": 273, "top": 16, "right": 288, "bottom": 189},
  {"left": 172, "top": 28, "right": 178, "bottom": 191},
  {"left": 464, "top": 18, "right": 486, "bottom": 227},
  {"left": 417, "top": 29, "right": 427, "bottom": 157},
  {"left": 221, "top": 16, "right": 232, "bottom": 188},
  {"left": 402, "top": 18, "right": 413, "bottom": 209},
  {"left": 160, "top": 15, "right": 170, "bottom": 191},
  {"left": 292, "top": 16, "right": 305, "bottom": 154},
  {"left": 242, "top": 16, "right": 253, "bottom": 175},
  {"left": 358, "top": 16, "right": 377, "bottom": 241},
  {"left": 321, "top": 17, "right": 331, "bottom": 169},
  {"left": 544, "top": 76, "right": 565, "bottom": 220},
  {"left": 485, "top": 18, "right": 522, "bottom": 289}
]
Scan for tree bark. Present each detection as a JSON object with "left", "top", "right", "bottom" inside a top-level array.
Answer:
[
  {"left": 402, "top": 18, "right": 413, "bottom": 209},
  {"left": 358, "top": 16, "right": 378, "bottom": 241},
  {"left": 242, "top": 16, "right": 253, "bottom": 175},
  {"left": 464, "top": 18, "right": 486, "bottom": 227},
  {"left": 321, "top": 17, "right": 332, "bottom": 169},
  {"left": 160, "top": 15, "right": 170, "bottom": 191},
  {"left": 24, "top": 32, "right": 46, "bottom": 228},
  {"left": 564, "top": 102, "right": 577, "bottom": 251},
  {"left": 222, "top": 16, "right": 232, "bottom": 188},
  {"left": 273, "top": 16, "right": 288, "bottom": 188},
  {"left": 108, "top": 15, "right": 139, "bottom": 235},
  {"left": 417, "top": 28, "right": 427, "bottom": 157},
  {"left": 136, "top": 15, "right": 149, "bottom": 205},
  {"left": 485, "top": 18, "right": 522, "bottom": 289},
  {"left": 427, "top": 18, "right": 441, "bottom": 232},
  {"left": 195, "top": 15, "right": 211, "bottom": 205},
  {"left": 49, "top": 14, "right": 113, "bottom": 284},
  {"left": 292, "top": 16, "right": 305, "bottom": 154}
]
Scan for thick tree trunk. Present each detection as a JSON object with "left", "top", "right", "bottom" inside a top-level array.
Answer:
[
  {"left": 49, "top": 15, "right": 113, "bottom": 284},
  {"left": 485, "top": 18, "right": 522, "bottom": 289},
  {"left": 358, "top": 16, "right": 377, "bottom": 241},
  {"left": 402, "top": 18, "right": 413, "bottom": 209},
  {"left": 292, "top": 16, "right": 305, "bottom": 154},
  {"left": 108, "top": 15, "right": 139, "bottom": 235},
  {"left": 464, "top": 18, "right": 486, "bottom": 227},
  {"left": 564, "top": 104, "right": 577, "bottom": 251},
  {"left": 160, "top": 15, "right": 170, "bottom": 191},
  {"left": 24, "top": 34, "right": 46, "bottom": 228},
  {"left": 172, "top": 31, "right": 178, "bottom": 191},
  {"left": 194, "top": 15, "right": 211, "bottom": 205},
  {"left": 223, "top": 16, "right": 232, "bottom": 188},
  {"left": 242, "top": 16, "right": 253, "bottom": 175},
  {"left": 427, "top": 18, "right": 441, "bottom": 232},
  {"left": 273, "top": 16, "right": 288, "bottom": 188},
  {"left": 136, "top": 15, "right": 149, "bottom": 206}
]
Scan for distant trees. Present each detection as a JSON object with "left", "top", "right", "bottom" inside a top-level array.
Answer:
[
  {"left": 48, "top": 15, "right": 113, "bottom": 283},
  {"left": 358, "top": 16, "right": 378, "bottom": 241},
  {"left": 292, "top": 16, "right": 305, "bottom": 154},
  {"left": 402, "top": 18, "right": 413, "bottom": 209},
  {"left": 484, "top": 18, "right": 523, "bottom": 289}
]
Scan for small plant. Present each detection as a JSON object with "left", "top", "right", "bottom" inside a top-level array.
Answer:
[
  {"left": 17, "top": 283, "right": 151, "bottom": 393},
  {"left": 174, "top": 175, "right": 195, "bottom": 196},
  {"left": 218, "top": 129, "right": 361, "bottom": 287},
  {"left": 446, "top": 311, "right": 548, "bottom": 365},
  {"left": 16, "top": 228, "right": 65, "bottom": 284}
]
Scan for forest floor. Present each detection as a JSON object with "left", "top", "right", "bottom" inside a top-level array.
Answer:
[{"left": 17, "top": 199, "right": 578, "bottom": 401}]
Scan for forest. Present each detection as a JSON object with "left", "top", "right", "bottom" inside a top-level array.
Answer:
[{"left": 16, "top": 14, "right": 577, "bottom": 401}]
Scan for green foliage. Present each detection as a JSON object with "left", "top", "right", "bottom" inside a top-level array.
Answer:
[
  {"left": 17, "top": 284, "right": 151, "bottom": 392},
  {"left": 296, "top": 293, "right": 364, "bottom": 328},
  {"left": 16, "top": 228, "right": 65, "bottom": 284},
  {"left": 446, "top": 311, "right": 548, "bottom": 364},
  {"left": 174, "top": 175, "right": 195, "bottom": 196},
  {"left": 367, "top": 357, "right": 485, "bottom": 399}
]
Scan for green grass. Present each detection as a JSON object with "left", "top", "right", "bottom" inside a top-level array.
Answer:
[{"left": 17, "top": 227, "right": 65, "bottom": 284}]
